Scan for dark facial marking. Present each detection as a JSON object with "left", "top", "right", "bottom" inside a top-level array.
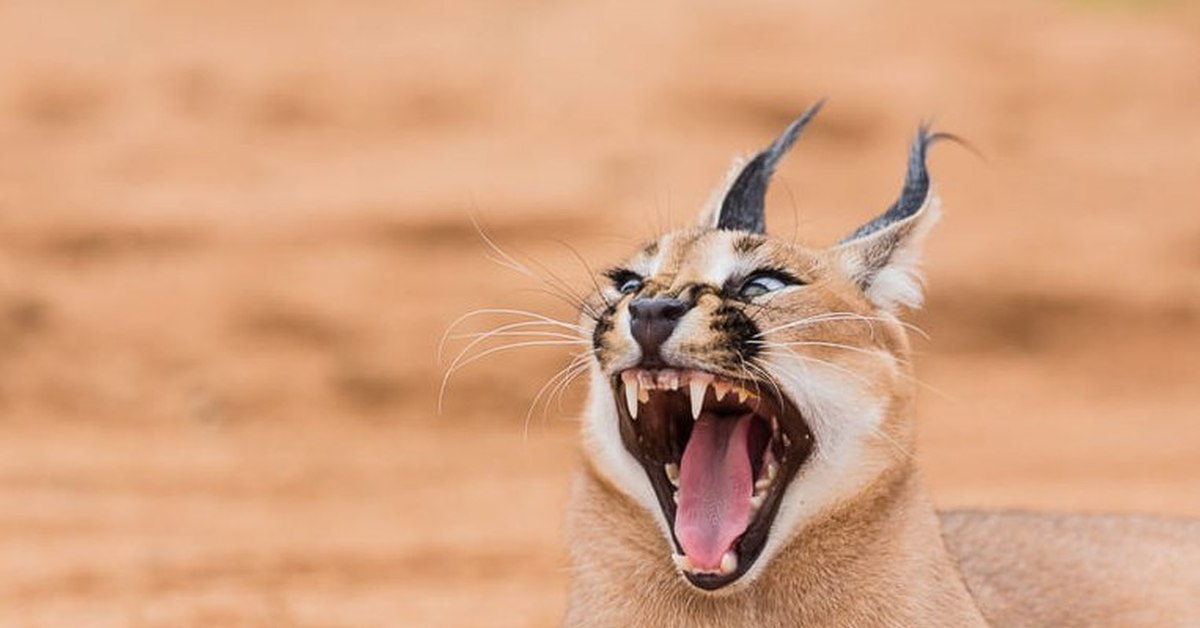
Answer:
[
  {"left": 591, "top": 304, "right": 615, "bottom": 353},
  {"left": 710, "top": 303, "right": 762, "bottom": 362},
  {"left": 732, "top": 234, "right": 765, "bottom": 255}
]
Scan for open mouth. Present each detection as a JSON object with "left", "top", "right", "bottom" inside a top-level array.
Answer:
[{"left": 612, "top": 367, "right": 814, "bottom": 590}]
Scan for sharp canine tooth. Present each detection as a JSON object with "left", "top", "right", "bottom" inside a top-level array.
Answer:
[
  {"left": 720, "top": 551, "right": 738, "bottom": 575},
  {"left": 665, "top": 463, "right": 679, "bottom": 485},
  {"left": 623, "top": 373, "right": 639, "bottom": 419},
  {"left": 688, "top": 378, "right": 705, "bottom": 420}
]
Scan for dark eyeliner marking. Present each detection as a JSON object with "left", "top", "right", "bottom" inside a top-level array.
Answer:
[
  {"left": 723, "top": 266, "right": 804, "bottom": 298},
  {"left": 751, "top": 266, "right": 804, "bottom": 286},
  {"left": 604, "top": 268, "right": 640, "bottom": 284}
]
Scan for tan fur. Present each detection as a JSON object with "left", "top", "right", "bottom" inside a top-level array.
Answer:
[
  {"left": 942, "top": 511, "right": 1200, "bottom": 627},
  {"left": 564, "top": 138, "right": 1199, "bottom": 626},
  {"left": 567, "top": 463, "right": 987, "bottom": 627}
]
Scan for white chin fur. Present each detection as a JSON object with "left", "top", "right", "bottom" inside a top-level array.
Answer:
[
  {"left": 742, "top": 361, "right": 893, "bottom": 584},
  {"left": 581, "top": 355, "right": 897, "bottom": 590}
]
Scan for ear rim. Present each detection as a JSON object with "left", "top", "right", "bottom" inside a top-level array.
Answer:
[
  {"left": 833, "top": 124, "right": 950, "bottom": 312},
  {"left": 695, "top": 101, "right": 825, "bottom": 234},
  {"left": 696, "top": 155, "right": 748, "bottom": 229},
  {"left": 839, "top": 124, "right": 950, "bottom": 244},
  {"left": 833, "top": 192, "right": 942, "bottom": 311}
]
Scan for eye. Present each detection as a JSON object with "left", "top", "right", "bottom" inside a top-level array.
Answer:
[
  {"left": 606, "top": 269, "right": 644, "bottom": 295},
  {"left": 618, "top": 276, "right": 643, "bottom": 294},
  {"left": 738, "top": 271, "right": 799, "bottom": 299}
]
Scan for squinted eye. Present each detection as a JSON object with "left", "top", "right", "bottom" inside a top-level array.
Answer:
[
  {"left": 605, "top": 269, "right": 644, "bottom": 295},
  {"left": 738, "top": 271, "right": 798, "bottom": 299},
  {"left": 618, "top": 277, "right": 643, "bottom": 294}
]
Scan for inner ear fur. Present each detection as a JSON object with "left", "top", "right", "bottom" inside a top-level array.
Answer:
[{"left": 833, "top": 194, "right": 941, "bottom": 312}]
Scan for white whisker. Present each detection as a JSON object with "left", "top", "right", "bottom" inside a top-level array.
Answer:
[
  {"left": 449, "top": 329, "right": 588, "bottom": 343},
  {"left": 524, "top": 357, "right": 592, "bottom": 439},
  {"left": 439, "top": 308, "right": 586, "bottom": 362},
  {"left": 441, "top": 320, "right": 586, "bottom": 372},
  {"left": 752, "top": 339, "right": 896, "bottom": 363},
  {"left": 756, "top": 349, "right": 876, "bottom": 389},
  {"left": 439, "top": 340, "right": 592, "bottom": 414},
  {"left": 759, "top": 345, "right": 951, "bottom": 401},
  {"left": 760, "top": 358, "right": 913, "bottom": 463},
  {"left": 756, "top": 311, "right": 930, "bottom": 341},
  {"left": 738, "top": 357, "right": 786, "bottom": 404},
  {"left": 472, "top": 216, "right": 602, "bottom": 319},
  {"left": 547, "top": 360, "right": 593, "bottom": 419},
  {"left": 754, "top": 311, "right": 860, "bottom": 337}
]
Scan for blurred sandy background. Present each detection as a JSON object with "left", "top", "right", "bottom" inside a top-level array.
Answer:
[{"left": 0, "top": 0, "right": 1197, "bottom": 626}]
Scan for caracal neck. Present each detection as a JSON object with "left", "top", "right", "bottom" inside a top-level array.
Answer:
[{"left": 563, "top": 461, "right": 987, "bottom": 628}]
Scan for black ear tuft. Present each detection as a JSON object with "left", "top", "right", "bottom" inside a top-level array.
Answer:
[
  {"left": 842, "top": 124, "right": 955, "bottom": 243},
  {"left": 717, "top": 100, "right": 825, "bottom": 234}
]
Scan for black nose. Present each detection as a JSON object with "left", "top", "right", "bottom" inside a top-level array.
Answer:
[{"left": 629, "top": 298, "right": 691, "bottom": 366}]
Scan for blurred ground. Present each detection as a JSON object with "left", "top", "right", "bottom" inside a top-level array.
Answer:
[{"left": 0, "top": 0, "right": 1198, "bottom": 626}]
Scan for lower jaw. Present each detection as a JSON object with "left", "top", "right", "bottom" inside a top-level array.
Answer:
[
  {"left": 645, "top": 436, "right": 799, "bottom": 591},
  {"left": 579, "top": 443, "right": 783, "bottom": 592},
  {"left": 666, "top": 501, "right": 775, "bottom": 590}
]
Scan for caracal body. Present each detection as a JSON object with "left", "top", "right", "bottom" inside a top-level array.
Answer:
[{"left": 561, "top": 104, "right": 1200, "bottom": 627}]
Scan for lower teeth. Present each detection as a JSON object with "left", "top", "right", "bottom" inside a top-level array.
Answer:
[
  {"left": 671, "top": 551, "right": 739, "bottom": 576},
  {"left": 664, "top": 463, "right": 679, "bottom": 485},
  {"left": 720, "top": 551, "right": 738, "bottom": 575}
]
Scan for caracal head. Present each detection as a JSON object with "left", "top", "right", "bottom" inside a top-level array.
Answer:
[{"left": 579, "top": 102, "right": 946, "bottom": 592}]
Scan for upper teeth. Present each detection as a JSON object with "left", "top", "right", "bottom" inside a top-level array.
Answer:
[
  {"left": 621, "top": 369, "right": 758, "bottom": 421},
  {"left": 688, "top": 376, "right": 708, "bottom": 419},
  {"left": 621, "top": 371, "right": 639, "bottom": 419}
]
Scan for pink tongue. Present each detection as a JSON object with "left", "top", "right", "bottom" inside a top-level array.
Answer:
[{"left": 673, "top": 412, "right": 754, "bottom": 571}]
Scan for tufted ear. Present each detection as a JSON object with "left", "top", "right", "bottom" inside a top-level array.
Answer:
[
  {"left": 696, "top": 101, "right": 824, "bottom": 232},
  {"left": 834, "top": 126, "right": 946, "bottom": 312}
]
